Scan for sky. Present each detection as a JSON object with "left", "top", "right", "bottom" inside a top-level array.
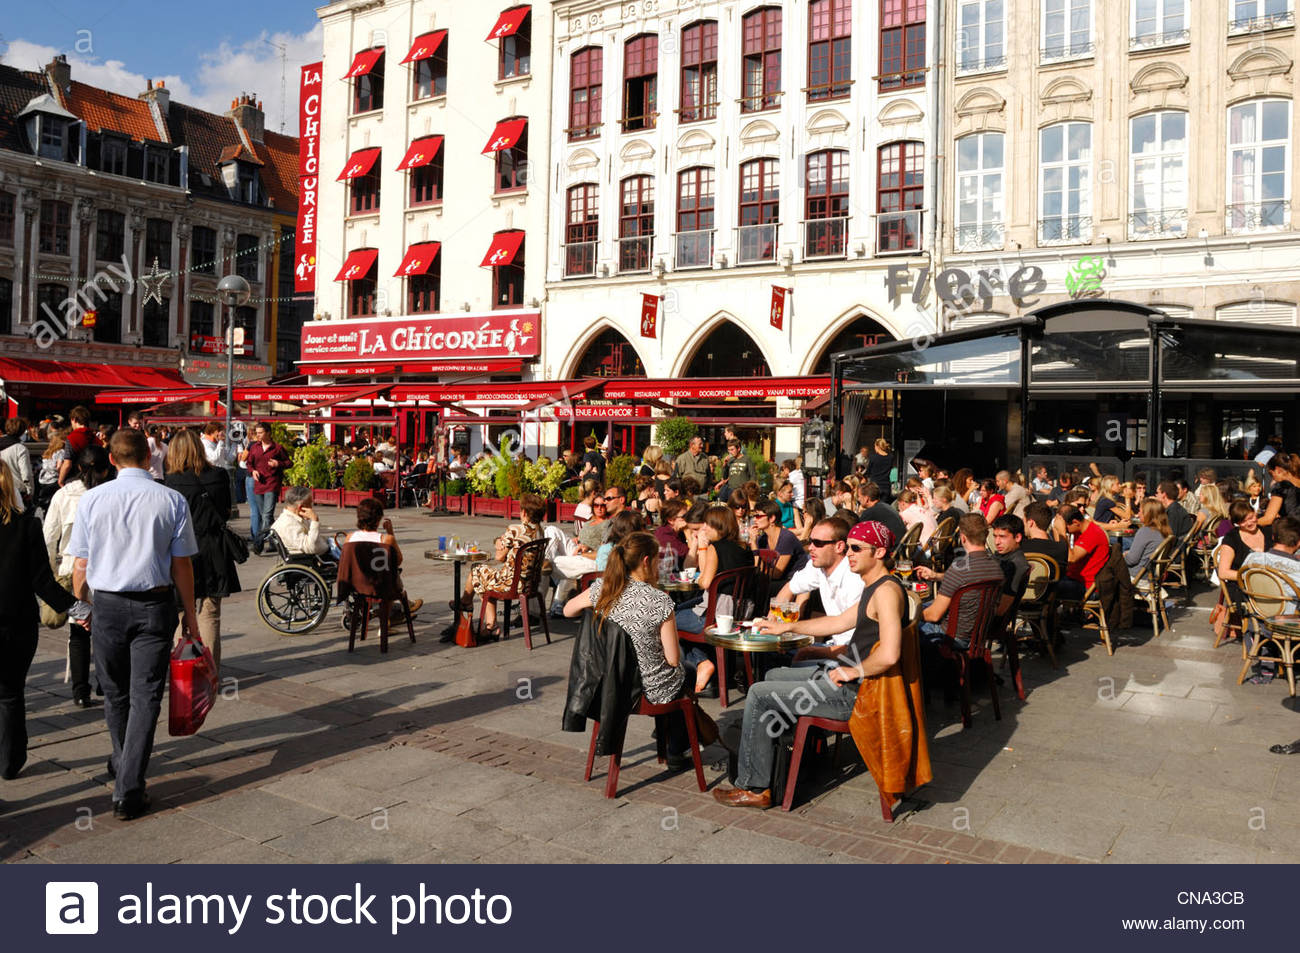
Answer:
[{"left": 0, "top": 1, "right": 322, "bottom": 136}]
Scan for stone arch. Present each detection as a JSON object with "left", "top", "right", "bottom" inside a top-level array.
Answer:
[
  {"left": 671, "top": 313, "right": 774, "bottom": 379},
  {"left": 1227, "top": 47, "right": 1294, "bottom": 97},
  {"left": 801, "top": 311, "right": 901, "bottom": 375},
  {"left": 739, "top": 118, "right": 781, "bottom": 146},
  {"left": 677, "top": 127, "right": 716, "bottom": 155},
  {"left": 558, "top": 321, "right": 649, "bottom": 379},
  {"left": 955, "top": 86, "right": 1006, "bottom": 133}
]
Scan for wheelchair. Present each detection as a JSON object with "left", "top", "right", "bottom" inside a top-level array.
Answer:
[{"left": 256, "top": 530, "right": 345, "bottom": 635}]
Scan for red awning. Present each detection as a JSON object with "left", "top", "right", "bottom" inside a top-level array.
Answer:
[
  {"left": 393, "top": 381, "right": 581, "bottom": 404},
  {"left": 394, "top": 242, "right": 442, "bottom": 276},
  {"left": 110, "top": 367, "right": 191, "bottom": 389},
  {"left": 344, "top": 48, "right": 385, "bottom": 79},
  {"left": 300, "top": 359, "right": 524, "bottom": 376},
  {"left": 233, "top": 385, "right": 383, "bottom": 402},
  {"left": 334, "top": 248, "right": 379, "bottom": 282},
  {"left": 299, "top": 384, "right": 390, "bottom": 412},
  {"left": 487, "top": 6, "right": 530, "bottom": 40},
  {"left": 337, "top": 147, "right": 381, "bottom": 181},
  {"left": 96, "top": 387, "right": 221, "bottom": 405},
  {"left": 519, "top": 377, "right": 604, "bottom": 410},
  {"left": 400, "top": 30, "right": 448, "bottom": 63},
  {"left": 481, "top": 117, "right": 527, "bottom": 155},
  {"left": 599, "top": 377, "right": 833, "bottom": 400},
  {"left": 480, "top": 230, "right": 525, "bottom": 267},
  {"left": 396, "top": 136, "right": 444, "bottom": 170},
  {"left": 0, "top": 357, "right": 189, "bottom": 392}
]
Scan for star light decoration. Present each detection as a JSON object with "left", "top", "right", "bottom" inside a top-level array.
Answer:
[{"left": 139, "top": 257, "right": 169, "bottom": 307}]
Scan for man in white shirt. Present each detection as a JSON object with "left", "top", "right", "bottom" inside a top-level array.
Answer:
[
  {"left": 201, "top": 422, "right": 227, "bottom": 468},
  {"left": 771, "top": 516, "right": 864, "bottom": 648},
  {"left": 783, "top": 460, "right": 806, "bottom": 508}
]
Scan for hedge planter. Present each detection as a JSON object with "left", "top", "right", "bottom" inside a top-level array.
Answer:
[
  {"left": 443, "top": 494, "right": 470, "bottom": 514},
  {"left": 342, "top": 489, "right": 385, "bottom": 507},
  {"left": 312, "top": 487, "right": 343, "bottom": 507},
  {"left": 472, "top": 496, "right": 513, "bottom": 518},
  {"left": 555, "top": 501, "right": 578, "bottom": 522}
]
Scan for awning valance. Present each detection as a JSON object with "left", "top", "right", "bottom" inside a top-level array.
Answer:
[
  {"left": 396, "top": 136, "right": 443, "bottom": 170},
  {"left": 334, "top": 248, "right": 379, "bottom": 282},
  {"left": 400, "top": 30, "right": 447, "bottom": 64}
]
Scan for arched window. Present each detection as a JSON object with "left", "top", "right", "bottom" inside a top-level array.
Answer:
[
  {"left": 618, "top": 175, "right": 654, "bottom": 272},
  {"left": 1039, "top": 121, "right": 1092, "bottom": 243},
  {"left": 680, "top": 20, "right": 718, "bottom": 122},
  {"left": 568, "top": 47, "right": 602, "bottom": 141},
  {"left": 741, "top": 7, "right": 782, "bottom": 112},
  {"left": 1129, "top": 111, "right": 1187, "bottom": 238},
  {"left": 880, "top": 0, "right": 925, "bottom": 89},
  {"left": 623, "top": 34, "right": 658, "bottom": 131},
  {"left": 1228, "top": 98, "right": 1290, "bottom": 231},
  {"left": 955, "top": 132, "right": 1004, "bottom": 249},
  {"left": 808, "top": 0, "right": 851, "bottom": 100}
]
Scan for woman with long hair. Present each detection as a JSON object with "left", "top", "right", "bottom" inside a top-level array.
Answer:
[
  {"left": 977, "top": 478, "right": 1005, "bottom": 521},
  {"left": 37, "top": 430, "right": 69, "bottom": 513},
  {"left": 1259, "top": 453, "right": 1300, "bottom": 527},
  {"left": 456, "top": 493, "right": 547, "bottom": 640},
  {"left": 563, "top": 532, "right": 703, "bottom": 769},
  {"left": 1217, "top": 499, "right": 1271, "bottom": 605},
  {"left": 1195, "top": 483, "right": 1232, "bottom": 538},
  {"left": 1090, "top": 474, "right": 1132, "bottom": 530},
  {"left": 43, "top": 446, "right": 112, "bottom": 707},
  {"left": 573, "top": 478, "right": 602, "bottom": 529},
  {"left": 595, "top": 510, "right": 645, "bottom": 570},
  {"left": 633, "top": 474, "right": 661, "bottom": 524},
  {"left": 949, "top": 468, "right": 975, "bottom": 513},
  {"left": 164, "top": 429, "right": 240, "bottom": 675},
  {"left": 792, "top": 496, "right": 826, "bottom": 543},
  {"left": 866, "top": 438, "right": 894, "bottom": 497},
  {"left": 677, "top": 505, "right": 752, "bottom": 694},
  {"left": 1125, "top": 498, "right": 1172, "bottom": 578},
  {"left": 727, "top": 488, "right": 751, "bottom": 541}
]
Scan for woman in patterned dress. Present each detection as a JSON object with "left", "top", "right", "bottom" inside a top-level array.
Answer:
[{"left": 452, "top": 493, "right": 546, "bottom": 640}]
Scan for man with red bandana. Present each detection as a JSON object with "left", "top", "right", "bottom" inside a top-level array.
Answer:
[{"left": 711, "top": 521, "right": 911, "bottom": 809}]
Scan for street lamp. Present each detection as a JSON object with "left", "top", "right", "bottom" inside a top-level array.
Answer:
[{"left": 217, "top": 274, "right": 251, "bottom": 462}]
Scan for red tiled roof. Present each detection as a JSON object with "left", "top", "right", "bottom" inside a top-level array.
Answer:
[
  {"left": 218, "top": 143, "right": 262, "bottom": 164},
  {"left": 0, "top": 64, "right": 50, "bottom": 152},
  {"left": 60, "top": 80, "right": 165, "bottom": 142},
  {"left": 252, "top": 128, "right": 299, "bottom": 212}
]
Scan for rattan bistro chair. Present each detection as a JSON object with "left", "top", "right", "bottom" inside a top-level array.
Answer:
[
  {"left": 1130, "top": 535, "right": 1179, "bottom": 642},
  {"left": 1237, "top": 566, "right": 1300, "bottom": 692},
  {"left": 1013, "top": 553, "right": 1062, "bottom": 669}
]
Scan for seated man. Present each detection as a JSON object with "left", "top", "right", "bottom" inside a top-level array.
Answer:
[
  {"left": 914, "top": 513, "right": 1006, "bottom": 648},
  {"left": 1054, "top": 504, "right": 1111, "bottom": 602},
  {"left": 990, "top": 514, "right": 1031, "bottom": 620},
  {"left": 854, "top": 481, "right": 907, "bottom": 543},
  {"left": 271, "top": 486, "right": 341, "bottom": 560},
  {"left": 1019, "top": 501, "right": 1069, "bottom": 570},
  {"left": 711, "top": 522, "right": 909, "bottom": 809},
  {"left": 1242, "top": 515, "right": 1300, "bottom": 614},
  {"left": 772, "top": 516, "right": 862, "bottom": 652}
]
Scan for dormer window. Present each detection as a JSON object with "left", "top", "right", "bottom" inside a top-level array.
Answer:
[
  {"left": 237, "top": 164, "right": 263, "bottom": 204},
  {"left": 40, "top": 118, "right": 67, "bottom": 159},
  {"left": 18, "top": 94, "right": 79, "bottom": 163},
  {"left": 101, "top": 137, "right": 127, "bottom": 175}
]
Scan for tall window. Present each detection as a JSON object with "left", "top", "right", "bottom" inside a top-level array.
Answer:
[
  {"left": 353, "top": 50, "right": 385, "bottom": 113},
  {"left": 568, "top": 47, "right": 603, "bottom": 141},
  {"left": 414, "top": 40, "right": 448, "bottom": 98},
  {"left": 1130, "top": 111, "right": 1187, "bottom": 238},
  {"left": 805, "top": 150, "right": 849, "bottom": 258},
  {"left": 189, "top": 300, "right": 215, "bottom": 338},
  {"left": 676, "top": 166, "right": 715, "bottom": 268},
  {"left": 348, "top": 253, "right": 377, "bottom": 317},
  {"left": 619, "top": 176, "right": 654, "bottom": 272},
  {"left": 880, "top": 0, "right": 926, "bottom": 90},
  {"left": 409, "top": 270, "right": 440, "bottom": 314},
  {"left": 37, "top": 284, "right": 67, "bottom": 324},
  {"left": 809, "top": 0, "right": 851, "bottom": 101},
  {"left": 680, "top": 21, "right": 718, "bottom": 122},
  {"left": 236, "top": 233, "right": 259, "bottom": 281},
  {"left": 191, "top": 226, "right": 217, "bottom": 273},
  {"left": 0, "top": 278, "right": 11, "bottom": 335},
  {"left": 410, "top": 142, "right": 444, "bottom": 206},
  {"left": 1231, "top": 0, "right": 1292, "bottom": 32},
  {"left": 958, "top": 0, "right": 1005, "bottom": 73},
  {"left": 500, "top": 10, "right": 531, "bottom": 79},
  {"left": 1131, "top": 0, "right": 1186, "bottom": 47},
  {"left": 738, "top": 158, "right": 779, "bottom": 263},
  {"left": 100, "top": 137, "right": 127, "bottom": 175},
  {"left": 142, "top": 297, "right": 169, "bottom": 348},
  {"left": 565, "top": 184, "right": 599, "bottom": 277},
  {"left": 955, "top": 132, "right": 1005, "bottom": 249},
  {"left": 1042, "top": 0, "right": 1092, "bottom": 60},
  {"left": 1228, "top": 99, "right": 1290, "bottom": 230},
  {"left": 96, "top": 209, "right": 124, "bottom": 262},
  {"left": 878, "top": 142, "right": 924, "bottom": 252},
  {"left": 0, "top": 191, "right": 12, "bottom": 246},
  {"left": 742, "top": 8, "right": 782, "bottom": 113},
  {"left": 623, "top": 34, "right": 658, "bottom": 131},
  {"left": 492, "top": 234, "right": 525, "bottom": 307},
  {"left": 235, "top": 306, "right": 258, "bottom": 358},
  {"left": 351, "top": 166, "right": 381, "bottom": 214},
  {"left": 39, "top": 200, "right": 70, "bottom": 256},
  {"left": 1039, "top": 121, "right": 1092, "bottom": 243},
  {"left": 495, "top": 122, "right": 528, "bottom": 192},
  {"left": 145, "top": 148, "right": 171, "bottom": 185},
  {"left": 93, "top": 290, "right": 122, "bottom": 344},
  {"left": 145, "top": 218, "right": 171, "bottom": 268}
]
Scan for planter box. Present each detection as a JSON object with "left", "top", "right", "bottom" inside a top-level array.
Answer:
[
  {"left": 555, "top": 501, "right": 579, "bottom": 522},
  {"left": 342, "top": 488, "right": 384, "bottom": 507},
  {"left": 473, "top": 496, "right": 513, "bottom": 518},
  {"left": 444, "top": 494, "right": 469, "bottom": 514},
  {"left": 312, "top": 487, "right": 343, "bottom": 507}
]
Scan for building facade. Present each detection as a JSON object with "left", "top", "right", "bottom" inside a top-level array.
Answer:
[{"left": 0, "top": 56, "right": 304, "bottom": 419}]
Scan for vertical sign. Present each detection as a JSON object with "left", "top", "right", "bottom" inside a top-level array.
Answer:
[
  {"left": 640, "top": 293, "right": 660, "bottom": 339},
  {"left": 770, "top": 285, "right": 788, "bottom": 330},
  {"left": 295, "top": 62, "right": 323, "bottom": 294}
]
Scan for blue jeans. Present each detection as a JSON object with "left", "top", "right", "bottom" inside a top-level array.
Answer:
[
  {"left": 920, "top": 619, "right": 967, "bottom": 650},
  {"left": 245, "top": 475, "right": 258, "bottom": 536},
  {"left": 734, "top": 667, "right": 858, "bottom": 791},
  {"left": 676, "top": 605, "right": 705, "bottom": 634},
  {"left": 92, "top": 591, "right": 176, "bottom": 802},
  {"left": 252, "top": 491, "right": 276, "bottom": 550}
]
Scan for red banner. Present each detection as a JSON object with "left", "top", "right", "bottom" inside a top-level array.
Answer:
[
  {"left": 601, "top": 377, "right": 831, "bottom": 400},
  {"left": 770, "top": 285, "right": 788, "bottom": 330},
  {"left": 299, "top": 312, "right": 541, "bottom": 365},
  {"left": 548, "top": 405, "right": 642, "bottom": 421},
  {"left": 640, "top": 293, "right": 660, "bottom": 339},
  {"left": 295, "top": 62, "right": 322, "bottom": 294},
  {"left": 189, "top": 333, "right": 250, "bottom": 356},
  {"left": 299, "top": 360, "right": 523, "bottom": 377}
]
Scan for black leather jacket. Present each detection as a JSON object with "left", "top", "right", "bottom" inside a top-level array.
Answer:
[{"left": 562, "top": 610, "right": 644, "bottom": 756}]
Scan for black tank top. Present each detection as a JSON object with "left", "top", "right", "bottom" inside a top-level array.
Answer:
[{"left": 846, "top": 575, "right": 910, "bottom": 664}]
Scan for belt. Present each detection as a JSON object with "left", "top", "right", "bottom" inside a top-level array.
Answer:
[{"left": 100, "top": 587, "right": 172, "bottom": 601}]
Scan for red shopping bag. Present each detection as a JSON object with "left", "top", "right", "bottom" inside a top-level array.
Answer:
[{"left": 168, "top": 631, "right": 218, "bottom": 736}]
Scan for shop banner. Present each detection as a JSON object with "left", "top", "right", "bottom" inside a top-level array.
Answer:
[
  {"left": 770, "top": 285, "right": 788, "bottom": 330},
  {"left": 601, "top": 377, "right": 831, "bottom": 400},
  {"left": 300, "top": 312, "right": 540, "bottom": 365},
  {"left": 295, "top": 62, "right": 322, "bottom": 294},
  {"left": 640, "top": 293, "right": 659, "bottom": 339},
  {"left": 547, "top": 405, "right": 642, "bottom": 421}
]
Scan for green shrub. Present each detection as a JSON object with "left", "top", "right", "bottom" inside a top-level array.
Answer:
[
  {"left": 605, "top": 454, "right": 637, "bottom": 497},
  {"left": 494, "top": 457, "right": 526, "bottom": 499},
  {"left": 525, "top": 458, "right": 568, "bottom": 497},
  {"left": 654, "top": 416, "right": 698, "bottom": 457},
  {"left": 286, "top": 436, "right": 334, "bottom": 489},
  {"left": 469, "top": 457, "right": 498, "bottom": 496},
  {"left": 443, "top": 478, "right": 467, "bottom": 496},
  {"left": 560, "top": 485, "right": 584, "bottom": 504},
  {"left": 270, "top": 422, "right": 295, "bottom": 449},
  {"left": 745, "top": 442, "right": 773, "bottom": 494},
  {"left": 342, "top": 457, "right": 376, "bottom": 491}
]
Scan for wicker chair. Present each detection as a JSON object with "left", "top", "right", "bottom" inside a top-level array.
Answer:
[{"left": 1130, "top": 535, "right": 1179, "bottom": 642}]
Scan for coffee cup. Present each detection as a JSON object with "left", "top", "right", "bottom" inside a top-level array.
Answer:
[{"left": 716, "top": 614, "right": 734, "bottom": 634}]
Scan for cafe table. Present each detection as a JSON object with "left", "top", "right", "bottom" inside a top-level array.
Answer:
[
  {"left": 1256, "top": 615, "right": 1300, "bottom": 697},
  {"left": 425, "top": 549, "right": 488, "bottom": 602}
]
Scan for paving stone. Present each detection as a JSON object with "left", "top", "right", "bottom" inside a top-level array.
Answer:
[
  {"left": 378, "top": 803, "right": 520, "bottom": 859},
  {"left": 178, "top": 839, "right": 297, "bottom": 864},
  {"left": 477, "top": 836, "right": 600, "bottom": 864},
  {"left": 37, "top": 811, "right": 233, "bottom": 864},
  {"left": 260, "top": 771, "right": 410, "bottom": 819},
  {"left": 178, "top": 789, "right": 336, "bottom": 842},
  {"left": 1104, "top": 827, "right": 1259, "bottom": 864},
  {"left": 387, "top": 759, "right": 541, "bottom": 815},
  {"left": 263, "top": 815, "right": 429, "bottom": 863},
  {"left": 664, "top": 826, "right": 836, "bottom": 864},
  {"left": 552, "top": 802, "right": 721, "bottom": 863},
  {"left": 459, "top": 780, "right": 621, "bottom": 841},
  {"left": 313, "top": 744, "right": 460, "bottom": 791},
  {"left": 979, "top": 803, "right": 1123, "bottom": 862}
]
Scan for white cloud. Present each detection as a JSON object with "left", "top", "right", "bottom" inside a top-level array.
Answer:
[{"left": 1, "top": 24, "right": 322, "bottom": 137}]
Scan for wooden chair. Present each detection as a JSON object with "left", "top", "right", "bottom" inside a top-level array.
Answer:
[
  {"left": 1237, "top": 567, "right": 1300, "bottom": 691},
  {"left": 1011, "top": 553, "right": 1062, "bottom": 671},
  {"left": 929, "top": 579, "right": 1006, "bottom": 729},
  {"left": 1130, "top": 535, "right": 1180, "bottom": 642},
  {"left": 336, "top": 540, "right": 416, "bottom": 654},
  {"left": 479, "top": 537, "right": 552, "bottom": 650},
  {"left": 752, "top": 548, "right": 780, "bottom": 619},
  {"left": 678, "top": 566, "right": 754, "bottom": 709},
  {"left": 1079, "top": 582, "right": 1113, "bottom": 656},
  {"left": 1163, "top": 517, "right": 1204, "bottom": 593}
]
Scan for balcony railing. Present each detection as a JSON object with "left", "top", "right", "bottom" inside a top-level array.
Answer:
[
  {"left": 954, "top": 222, "right": 1005, "bottom": 251},
  {"left": 618, "top": 235, "right": 652, "bottom": 273},
  {"left": 565, "top": 122, "right": 603, "bottom": 142},
  {"left": 1228, "top": 10, "right": 1295, "bottom": 34},
  {"left": 1128, "top": 208, "right": 1188, "bottom": 240},
  {"left": 1040, "top": 40, "right": 1096, "bottom": 62},
  {"left": 676, "top": 102, "right": 719, "bottom": 123},
  {"left": 564, "top": 241, "right": 598, "bottom": 277},
  {"left": 956, "top": 52, "right": 1007, "bottom": 74},
  {"left": 674, "top": 229, "right": 715, "bottom": 269},
  {"left": 1227, "top": 199, "right": 1290, "bottom": 231},
  {"left": 738, "top": 90, "right": 783, "bottom": 113},
  {"left": 736, "top": 223, "right": 778, "bottom": 264},
  {"left": 1038, "top": 215, "right": 1093, "bottom": 245},
  {"left": 619, "top": 112, "right": 658, "bottom": 133},
  {"left": 876, "top": 210, "right": 922, "bottom": 254},
  {"left": 1129, "top": 28, "right": 1190, "bottom": 50},
  {"left": 803, "top": 217, "right": 848, "bottom": 260}
]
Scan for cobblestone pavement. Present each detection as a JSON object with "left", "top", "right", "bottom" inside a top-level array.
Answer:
[{"left": 2, "top": 505, "right": 1297, "bottom": 864}]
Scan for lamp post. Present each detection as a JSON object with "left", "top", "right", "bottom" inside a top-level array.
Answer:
[{"left": 216, "top": 275, "right": 252, "bottom": 462}]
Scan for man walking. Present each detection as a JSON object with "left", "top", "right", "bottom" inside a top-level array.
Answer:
[
  {"left": 69, "top": 428, "right": 199, "bottom": 820},
  {"left": 242, "top": 421, "right": 290, "bottom": 555},
  {"left": 715, "top": 439, "right": 756, "bottom": 496}
]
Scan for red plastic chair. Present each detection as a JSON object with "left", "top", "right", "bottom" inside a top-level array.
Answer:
[
  {"left": 678, "top": 566, "right": 754, "bottom": 708},
  {"left": 479, "top": 537, "right": 552, "bottom": 650},
  {"left": 584, "top": 695, "right": 707, "bottom": 798},
  {"left": 931, "top": 579, "right": 1006, "bottom": 729}
]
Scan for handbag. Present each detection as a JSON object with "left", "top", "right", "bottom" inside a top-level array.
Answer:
[
  {"left": 39, "top": 571, "right": 73, "bottom": 629},
  {"left": 223, "top": 527, "right": 250, "bottom": 564},
  {"left": 454, "top": 611, "right": 477, "bottom": 648},
  {"left": 168, "top": 628, "right": 218, "bottom": 736}
]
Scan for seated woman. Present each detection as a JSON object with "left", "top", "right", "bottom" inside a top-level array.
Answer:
[
  {"left": 346, "top": 497, "right": 423, "bottom": 618},
  {"left": 1217, "top": 499, "right": 1272, "bottom": 610},
  {"left": 572, "top": 478, "right": 601, "bottom": 529},
  {"left": 453, "top": 493, "right": 546, "bottom": 640},
  {"left": 563, "top": 532, "right": 702, "bottom": 769},
  {"left": 595, "top": 510, "right": 644, "bottom": 570},
  {"left": 748, "top": 500, "right": 809, "bottom": 596},
  {"left": 792, "top": 497, "right": 826, "bottom": 544},
  {"left": 272, "top": 486, "right": 342, "bottom": 560},
  {"left": 677, "top": 505, "right": 752, "bottom": 695},
  {"left": 977, "top": 478, "right": 1006, "bottom": 521},
  {"left": 633, "top": 474, "right": 660, "bottom": 525},
  {"left": 1090, "top": 475, "right": 1133, "bottom": 531},
  {"left": 1195, "top": 484, "right": 1233, "bottom": 539},
  {"left": 728, "top": 488, "right": 751, "bottom": 542},
  {"left": 896, "top": 489, "right": 938, "bottom": 546},
  {"left": 1124, "top": 498, "right": 1172, "bottom": 579}
]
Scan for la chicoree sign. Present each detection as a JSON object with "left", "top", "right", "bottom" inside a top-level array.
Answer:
[{"left": 299, "top": 311, "right": 540, "bottom": 368}]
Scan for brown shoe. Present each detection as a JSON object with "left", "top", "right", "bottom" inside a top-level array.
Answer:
[
  {"left": 711, "top": 786, "right": 771, "bottom": 809},
  {"left": 406, "top": 598, "right": 424, "bottom": 616}
]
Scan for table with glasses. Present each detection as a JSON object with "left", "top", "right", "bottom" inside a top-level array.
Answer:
[
  {"left": 704, "top": 626, "right": 812, "bottom": 654},
  {"left": 425, "top": 549, "right": 489, "bottom": 601}
]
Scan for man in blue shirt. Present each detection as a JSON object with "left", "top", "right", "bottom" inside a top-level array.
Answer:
[{"left": 70, "top": 428, "right": 199, "bottom": 821}]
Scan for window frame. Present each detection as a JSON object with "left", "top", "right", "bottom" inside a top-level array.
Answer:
[
  {"left": 96, "top": 209, "right": 125, "bottom": 262},
  {"left": 618, "top": 175, "right": 655, "bottom": 273},
  {"left": 189, "top": 300, "right": 215, "bottom": 339},
  {"left": 191, "top": 225, "right": 217, "bottom": 274},
  {"left": 565, "top": 183, "right": 600, "bottom": 277},
  {"left": 680, "top": 20, "right": 719, "bottom": 123},
  {"left": 1038, "top": 120, "right": 1093, "bottom": 244},
  {"left": 499, "top": 9, "right": 531, "bottom": 80},
  {"left": 622, "top": 34, "right": 659, "bottom": 131},
  {"left": 1128, "top": 110, "right": 1188, "bottom": 239},
  {"left": 808, "top": 0, "right": 852, "bottom": 101},
  {"left": 408, "top": 270, "right": 441, "bottom": 314},
  {"left": 92, "top": 289, "right": 122, "bottom": 344},
  {"left": 1227, "top": 98, "right": 1292, "bottom": 231},
  {"left": 145, "top": 218, "right": 172, "bottom": 269},
  {"left": 568, "top": 46, "right": 603, "bottom": 141},
  {"left": 737, "top": 157, "right": 780, "bottom": 264},
  {"left": 676, "top": 166, "right": 716, "bottom": 269},
  {"left": 954, "top": 131, "right": 1006, "bottom": 250},
  {"left": 100, "top": 136, "right": 128, "bottom": 176},
  {"left": 805, "top": 149, "right": 850, "bottom": 258},
  {"left": 742, "top": 7, "right": 783, "bottom": 113},
  {"left": 142, "top": 296, "right": 170, "bottom": 349},
  {"left": 494, "top": 121, "right": 528, "bottom": 193},
  {"left": 1229, "top": 0, "right": 1293, "bottom": 34},
  {"left": 347, "top": 254, "right": 378, "bottom": 318},
  {"left": 235, "top": 233, "right": 260, "bottom": 281},
  {"left": 0, "top": 191, "right": 14, "bottom": 247},
  {"left": 413, "top": 40, "right": 449, "bottom": 99},
  {"left": 408, "top": 139, "right": 445, "bottom": 207},
  {"left": 352, "top": 49, "right": 385, "bottom": 114},
  {"left": 1130, "top": 0, "right": 1188, "bottom": 49},
  {"left": 880, "top": 0, "right": 926, "bottom": 91},
  {"left": 350, "top": 166, "right": 381, "bottom": 215},
  {"left": 957, "top": 0, "right": 1006, "bottom": 74},
  {"left": 0, "top": 278, "right": 12, "bottom": 336},
  {"left": 877, "top": 141, "right": 924, "bottom": 253},
  {"left": 39, "top": 200, "right": 71, "bottom": 256},
  {"left": 1041, "top": 0, "right": 1094, "bottom": 62},
  {"left": 491, "top": 233, "right": 525, "bottom": 308}
]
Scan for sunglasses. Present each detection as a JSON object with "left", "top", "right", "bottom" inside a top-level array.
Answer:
[
  {"left": 603, "top": 495, "right": 620, "bottom": 502},
  {"left": 809, "top": 538, "right": 835, "bottom": 548},
  {"left": 847, "top": 543, "right": 872, "bottom": 554},
  {"left": 593, "top": 502, "right": 608, "bottom": 508}
]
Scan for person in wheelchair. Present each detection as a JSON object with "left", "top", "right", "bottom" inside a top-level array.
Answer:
[{"left": 272, "top": 487, "right": 342, "bottom": 561}]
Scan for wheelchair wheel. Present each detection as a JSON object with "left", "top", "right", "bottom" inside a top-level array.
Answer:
[{"left": 257, "top": 563, "right": 331, "bottom": 635}]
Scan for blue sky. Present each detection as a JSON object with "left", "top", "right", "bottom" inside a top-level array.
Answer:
[{"left": 1, "top": 1, "right": 322, "bottom": 134}]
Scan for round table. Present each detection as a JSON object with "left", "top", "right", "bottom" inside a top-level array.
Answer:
[
  {"left": 425, "top": 550, "right": 488, "bottom": 603},
  {"left": 704, "top": 627, "right": 811, "bottom": 653}
]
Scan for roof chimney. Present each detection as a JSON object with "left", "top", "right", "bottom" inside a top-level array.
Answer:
[
  {"left": 45, "top": 54, "right": 71, "bottom": 93},
  {"left": 227, "top": 90, "right": 264, "bottom": 143},
  {"left": 139, "top": 77, "right": 170, "bottom": 116}
]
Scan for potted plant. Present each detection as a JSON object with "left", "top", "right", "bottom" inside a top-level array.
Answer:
[
  {"left": 341, "top": 456, "right": 379, "bottom": 507},
  {"left": 654, "top": 416, "right": 698, "bottom": 458},
  {"left": 286, "top": 437, "right": 341, "bottom": 507},
  {"left": 442, "top": 477, "right": 469, "bottom": 513},
  {"left": 556, "top": 484, "right": 583, "bottom": 522},
  {"left": 605, "top": 454, "right": 637, "bottom": 498}
]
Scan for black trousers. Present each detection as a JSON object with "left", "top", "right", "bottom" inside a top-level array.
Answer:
[
  {"left": 93, "top": 592, "right": 176, "bottom": 802},
  {"left": 0, "top": 622, "right": 39, "bottom": 780}
]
